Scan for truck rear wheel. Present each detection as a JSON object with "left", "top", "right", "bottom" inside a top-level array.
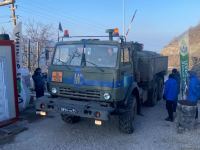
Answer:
[
  {"left": 147, "top": 82, "right": 158, "bottom": 106},
  {"left": 157, "top": 77, "right": 164, "bottom": 100},
  {"left": 61, "top": 114, "right": 80, "bottom": 124},
  {"left": 119, "top": 95, "right": 137, "bottom": 134}
]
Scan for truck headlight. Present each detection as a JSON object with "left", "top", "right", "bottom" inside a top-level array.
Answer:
[
  {"left": 51, "top": 87, "right": 57, "bottom": 94},
  {"left": 103, "top": 93, "right": 111, "bottom": 100}
]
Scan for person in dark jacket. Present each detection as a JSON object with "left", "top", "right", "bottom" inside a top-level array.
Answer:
[
  {"left": 187, "top": 71, "right": 200, "bottom": 119},
  {"left": 32, "top": 68, "right": 45, "bottom": 98},
  {"left": 163, "top": 74, "right": 178, "bottom": 122},
  {"left": 172, "top": 68, "right": 181, "bottom": 112}
]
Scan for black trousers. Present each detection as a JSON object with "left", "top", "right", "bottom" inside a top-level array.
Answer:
[
  {"left": 36, "top": 89, "right": 44, "bottom": 98},
  {"left": 166, "top": 100, "right": 175, "bottom": 120},
  {"left": 173, "top": 101, "right": 177, "bottom": 112}
]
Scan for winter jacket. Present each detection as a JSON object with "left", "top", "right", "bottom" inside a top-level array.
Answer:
[
  {"left": 173, "top": 72, "right": 181, "bottom": 94},
  {"left": 187, "top": 75, "right": 200, "bottom": 102},
  {"left": 32, "top": 72, "right": 45, "bottom": 90},
  {"left": 163, "top": 78, "right": 178, "bottom": 101}
]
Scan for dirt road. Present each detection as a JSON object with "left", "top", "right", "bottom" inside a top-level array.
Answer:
[{"left": 1, "top": 101, "right": 200, "bottom": 150}]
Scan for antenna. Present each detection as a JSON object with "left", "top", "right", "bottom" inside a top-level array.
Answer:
[
  {"left": 123, "top": 0, "right": 125, "bottom": 36},
  {"left": 125, "top": 9, "right": 137, "bottom": 38}
]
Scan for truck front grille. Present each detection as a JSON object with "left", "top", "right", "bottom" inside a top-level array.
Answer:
[{"left": 59, "top": 87, "right": 101, "bottom": 100}]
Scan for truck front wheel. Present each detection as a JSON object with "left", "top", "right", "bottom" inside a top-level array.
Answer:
[
  {"left": 119, "top": 95, "right": 137, "bottom": 134},
  {"left": 61, "top": 114, "right": 80, "bottom": 124}
]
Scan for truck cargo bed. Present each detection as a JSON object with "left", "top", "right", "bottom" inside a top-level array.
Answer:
[{"left": 136, "top": 51, "right": 168, "bottom": 82}]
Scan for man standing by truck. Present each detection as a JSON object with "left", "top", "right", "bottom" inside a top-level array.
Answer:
[
  {"left": 187, "top": 71, "right": 200, "bottom": 119},
  {"left": 163, "top": 74, "right": 178, "bottom": 122},
  {"left": 32, "top": 68, "right": 45, "bottom": 98}
]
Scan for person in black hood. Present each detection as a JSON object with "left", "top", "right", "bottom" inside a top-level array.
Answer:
[{"left": 32, "top": 68, "right": 45, "bottom": 98}]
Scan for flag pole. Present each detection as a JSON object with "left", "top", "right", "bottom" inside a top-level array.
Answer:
[
  {"left": 125, "top": 9, "right": 137, "bottom": 38},
  {"left": 123, "top": 0, "right": 125, "bottom": 37},
  {"left": 58, "top": 22, "right": 63, "bottom": 42}
]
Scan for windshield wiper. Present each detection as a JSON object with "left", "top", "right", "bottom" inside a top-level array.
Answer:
[
  {"left": 54, "top": 58, "right": 71, "bottom": 70},
  {"left": 80, "top": 41, "right": 103, "bottom": 72},
  {"left": 67, "top": 50, "right": 81, "bottom": 65},
  {"left": 85, "top": 60, "right": 104, "bottom": 72}
]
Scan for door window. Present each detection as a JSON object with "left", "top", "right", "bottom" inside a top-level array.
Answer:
[{"left": 121, "top": 47, "right": 130, "bottom": 64}]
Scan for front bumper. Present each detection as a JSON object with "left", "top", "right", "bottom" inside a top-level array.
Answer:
[{"left": 36, "top": 96, "right": 114, "bottom": 120}]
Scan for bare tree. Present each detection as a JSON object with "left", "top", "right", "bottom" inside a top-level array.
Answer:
[
  {"left": 0, "top": 27, "right": 6, "bottom": 34},
  {"left": 22, "top": 20, "right": 56, "bottom": 73},
  {"left": 25, "top": 20, "right": 55, "bottom": 43}
]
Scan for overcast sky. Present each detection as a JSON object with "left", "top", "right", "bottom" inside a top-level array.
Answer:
[{"left": 1, "top": 0, "right": 200, "bottom": 52}]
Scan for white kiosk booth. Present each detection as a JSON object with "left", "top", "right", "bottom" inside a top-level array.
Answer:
[{"left": 0, "top": 39, "right": 19, "bottom": 127}]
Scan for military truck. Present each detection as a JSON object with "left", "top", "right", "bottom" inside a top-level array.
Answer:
[{"left": 36, "top": 29, "right": 168, "bottom": 134}]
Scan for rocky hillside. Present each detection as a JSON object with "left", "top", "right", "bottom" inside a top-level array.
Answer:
[{"left": 161, "top": 23, "right": 200, "bottom": 70}]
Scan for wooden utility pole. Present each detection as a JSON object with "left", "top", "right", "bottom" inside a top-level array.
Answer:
[
  {"left": 37, "top": 42, "right": 40, "bottom": 68},
  {"left": 10, "top": 1, "right": 17, "bottom": 26},
  {"left": 123, "top": 0, "right": 125, "bottom": 37},
  {"left": 28, "top": 39, "right": 31, "bottom": 70},
  {"left": 0, "top": 1, "right": 16, "bottom": 26},
  {"left": 0, "top": 0, "right": 13, "bottom": 6}
]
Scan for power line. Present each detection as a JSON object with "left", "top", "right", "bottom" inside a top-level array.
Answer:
[
  {"left": 16, "top": 0, "right": 108, "bottom": 31},
  {"left": 28, "top": 0, "right": 108, "bottom": 29},
  {"left": 17, "top": 6, "right": 104, "bottom": 33},
  {"left": 17, "top": 6, "right": 77, "bottom": 26},
  {"left": 0, "top": 15, "right": 10, "bottom": 18},
  {"left": 0, "top": 21, "right": 12, "bottom": 24},
  {"left": 17, "top": 8, "right": 86, "bottom": 33}
]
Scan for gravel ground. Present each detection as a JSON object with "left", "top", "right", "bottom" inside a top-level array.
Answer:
[{"left": 1, "top": 100, "right": 200, "bottom": 150}]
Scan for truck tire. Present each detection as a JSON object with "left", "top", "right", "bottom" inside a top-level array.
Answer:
[
  {"left": 119, "top": 95, "right": 137, "bottom": 134},
  {"left": 61, "top": 114, "right": 80, "bottom": 124},
  {"left": 157, "top": 77, "right": 164, "bottom": 100},
  {"left": 147, "top": 82, "right": 158, "bottom": 106}
]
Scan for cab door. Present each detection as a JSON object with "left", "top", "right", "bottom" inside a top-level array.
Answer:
[{"left": 120, "top": 46, "right": 133, "bottom": 99}]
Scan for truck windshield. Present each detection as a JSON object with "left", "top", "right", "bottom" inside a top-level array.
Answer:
[{"left": 53, "top": 44, "right": 118, "bottom": 67}]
